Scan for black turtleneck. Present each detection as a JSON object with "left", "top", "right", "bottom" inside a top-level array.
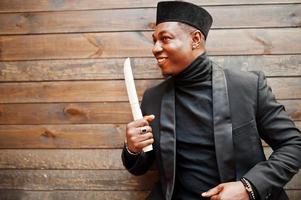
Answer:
[{"left": 172, "top": 53, "right": 220, "bottom": 200}]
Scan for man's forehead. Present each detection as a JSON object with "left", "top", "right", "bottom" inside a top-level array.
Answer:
[{"left": 153, "top": 22, "right": 182, "bottom": 35}]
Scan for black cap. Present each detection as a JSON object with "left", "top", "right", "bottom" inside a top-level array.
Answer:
[{"left": 156, "top": 1, "right": 213, "bottom": 39}]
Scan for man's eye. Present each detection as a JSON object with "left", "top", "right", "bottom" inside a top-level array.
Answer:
[{"left": 162, "top": 36, "right": 170, "bottom": 42}]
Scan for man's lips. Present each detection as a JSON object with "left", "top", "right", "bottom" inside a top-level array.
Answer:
[{"left": 156, "top": 57, "right": 168, "bottom": 65}]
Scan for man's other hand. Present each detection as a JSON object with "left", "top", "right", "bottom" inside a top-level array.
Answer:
[{"left": 202, "top": 181, "right": 250, "bottom": 200}]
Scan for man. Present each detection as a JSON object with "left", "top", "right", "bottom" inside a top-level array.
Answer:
[{"left": 122, "top": 1, "right": 301, "bottom": 200}]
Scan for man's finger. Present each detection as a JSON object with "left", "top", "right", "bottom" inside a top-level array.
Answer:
[
  {"left": 134, "top": 132, "right": 153, "bottom": 142},
  {"left": 127, "top": 118, "right": 149, "bottom": 129},
  {"left": 136, "top": 126, "right": 152, "bottom": 135},
  {"left": 134, "top": 138, "right": 154, "bottom": 149},
  {"left": 202, "top": 184, "right": 223, "bottom": 197},
  {"left": 127, "top": 115, "right": 155, "bottom": 129},
  {"left": 144, "top": 115, "right": 155, "bottom": 123}
]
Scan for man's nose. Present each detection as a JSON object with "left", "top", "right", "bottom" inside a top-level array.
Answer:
[{"left": 152, "top": 41, "right": 163, "bottom": 55}]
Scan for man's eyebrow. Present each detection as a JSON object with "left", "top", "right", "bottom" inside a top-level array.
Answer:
[{"left": 152, "top": 31, "right": 169, "bottom": 39}]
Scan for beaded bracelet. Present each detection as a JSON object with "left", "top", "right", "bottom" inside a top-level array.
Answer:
[{"left": 240, "top": 177, "right": 256, "bottom": 200}]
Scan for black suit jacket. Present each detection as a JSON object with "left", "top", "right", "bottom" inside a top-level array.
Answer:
[{"left": 122, "top": 63, "right": 301, "bottom": 200}]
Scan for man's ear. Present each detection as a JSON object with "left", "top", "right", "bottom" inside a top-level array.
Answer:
[{"left": 191, "top": 30, "right": 204, "bottom": 49}]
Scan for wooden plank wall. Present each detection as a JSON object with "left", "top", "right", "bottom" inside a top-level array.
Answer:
[{"left": 0, "top": 0, "right": 300, "bottom": 199}]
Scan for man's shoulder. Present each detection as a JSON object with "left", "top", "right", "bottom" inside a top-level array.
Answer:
[
  {"left": 222, "top": 67, "right": 264, "bottom": 88},
  {"left": 211, "top": 60, "right": 263, "bottom": 82},
  {"left": 224, "top": 67, "right": 260, "bottom": 80},
  {"left": 218, "top": 66, "right": 268, "bottom": 98},
  {"left": 141, "top": 77, "right": 172, "bottom": 113}
]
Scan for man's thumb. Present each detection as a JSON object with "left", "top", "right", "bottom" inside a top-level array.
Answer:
[{"left": 144, "top": 114, "right": 155, "bottom": 122}]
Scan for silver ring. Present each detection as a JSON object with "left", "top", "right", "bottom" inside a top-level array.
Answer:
[{"left": 140, "top": 127, "right": 147, "bottom": 134}]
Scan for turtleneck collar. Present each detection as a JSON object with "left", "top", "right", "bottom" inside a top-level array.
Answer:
[{"left": 173, "top": 52, "right": 212, "bottom": 86}]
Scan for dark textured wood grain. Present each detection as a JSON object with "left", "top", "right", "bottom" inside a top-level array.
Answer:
[
  {"left": 1, "top": 4, "right": 300, "bottom": 34},
  {"left": 1, "top": 28, "right": 300, "bottom": 61}
]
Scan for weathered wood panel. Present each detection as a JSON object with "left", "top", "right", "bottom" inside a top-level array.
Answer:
[
  {"left": 0, "top": 169, "right": 299, "bottom": 190},
  {"left": 2, "top": 143, "right": 301, "bottom": 169},
  {"left": 1, "top": 4, "right": 300, "bottom": 35},
  {"left": 0, "top": 190, "right": 149, "bottom": 200},
  {"left": 282, "top": 100, "right": 301, "bottom": 121},
  {"left": 0, "top": 0, "right": 300, "bottom": 12},
  {"left": 1, "top": 28, "right": 300, "bottom": 61},
  {"left": 0, "top": 78, "right": 299, "bottom": 103},
  {"left": 0, "top": 122, "right": 299, "bottom": 149},
  {"left": 0, "top": 170, "right": 158, "bottom": 190},
  {"left": 213, "top": 55, "right": 301, "bottom": 77},
  {"left": 0, "top": 80, "right": 159, "bottom": 103},
  {"left": 0, "top": 124, "right": 125, "bottom": 149},
  {"left": 287, "top": 190, "right": 301, "bottom": 200},
  {"left": 0, "top": 100, "right": 299, "bottom": 125},
  {"left": 0, "top": 102, "right": 132, "bottom": 124},
  {"left": 286, "top": 174, "right": 301, "bottom": 190},
  {"left": 0, "top": 149, "right": 125, "bottom": 169},
  {"left": 0, "top": 0, "right": 300, "bottom": 199},
  {"left": 0, "top": 190, "right": 300, "bottom": 200},
  {"left": 0, "top": 55, "right": 301, "bottom": 82},
  {"left": 267, "top": 78, "right": 301, "bottom": 99}
]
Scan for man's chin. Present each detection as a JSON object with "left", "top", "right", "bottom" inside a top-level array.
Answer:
[{"left": 158, "top": 64, "right": 173, "bottom": 77}]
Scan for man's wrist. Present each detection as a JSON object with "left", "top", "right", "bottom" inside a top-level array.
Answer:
[
  {"left": 240, "top": 177, "right": 256, "bottom": 200},
  {"left": 124, "top": 142, "right": 141, "bottom": 156}
]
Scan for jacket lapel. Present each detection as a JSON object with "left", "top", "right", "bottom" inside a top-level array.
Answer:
[
  {"left": 159, "top": 78, "right": 176, "bottom": 200},
  {"left": 212, "top": 63, "right": 236, "bottom": 182},
  {"left": 158, "top": 63, "right": 235, "bottom": 199}
]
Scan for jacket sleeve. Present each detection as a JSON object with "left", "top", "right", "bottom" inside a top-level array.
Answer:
[
  {"left": 121, "top": 89, "right": 155, "bottom": 176},
  {"left": 243, "top": 71, "right": 301, "bottom": 199}
]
